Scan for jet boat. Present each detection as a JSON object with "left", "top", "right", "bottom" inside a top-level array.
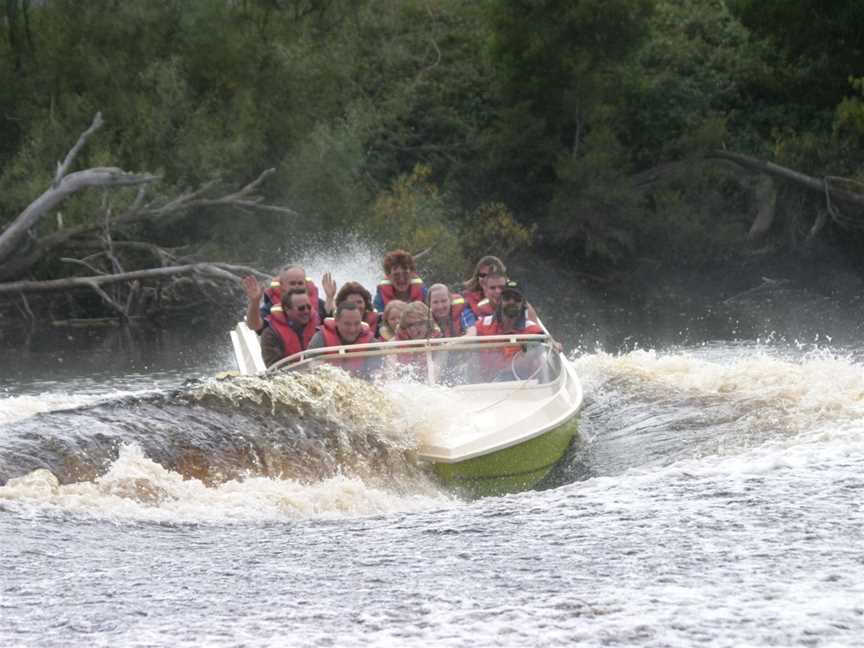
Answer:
[{"left": 230, "top": 323, "right": 583, "bottom": 497}]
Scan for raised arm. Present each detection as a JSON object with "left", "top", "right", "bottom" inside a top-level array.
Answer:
[
  {"left": 321, "top": 272, "right": 337, "bottom": 316},
  {"left": 242, "top": 275, "right": 264, "bottom": 332}
]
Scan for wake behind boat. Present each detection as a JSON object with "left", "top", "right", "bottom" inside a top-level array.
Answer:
[{"left": 230, "top": 323, "right": 583, "bottom": 497}]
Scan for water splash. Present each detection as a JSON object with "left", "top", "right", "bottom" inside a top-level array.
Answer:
[
  {"left": 0, "top": 444, "right": 451, "bottom": 523},
  {"left": 572, "top": 346, "right": 864, "bottom": 480}
]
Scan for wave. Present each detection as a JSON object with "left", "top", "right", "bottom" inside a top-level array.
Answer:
[
  {"left": 0, "top": 444, "right": 449, "bottom": 523},
  {"left": 571, "top": 346, "right": 864, "bottom": 478},
  {"left": 0, "top": 367, "right": 453, "bottom": 519}
]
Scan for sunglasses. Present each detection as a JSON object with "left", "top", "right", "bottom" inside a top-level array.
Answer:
[
  {"left": 293, "top": 304, "right": 312, "bottom": 311},
  {"left": 501, "top": 294, "right": 523, "bottom": 302}
]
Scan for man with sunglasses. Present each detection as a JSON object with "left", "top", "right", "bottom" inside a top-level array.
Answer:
[
  {"left": 260, "top": 289, "right": 319, "bottom": 367},
  {"left": 465, "top": 280, "right": 548, "bottom": 381},
  {"left": 468, "top": 281, "right": 543, "bottom": 337}
]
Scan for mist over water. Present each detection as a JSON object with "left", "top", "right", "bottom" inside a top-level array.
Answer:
[{"left": 2, "top": 242, "right": 864, "bottom": 646}]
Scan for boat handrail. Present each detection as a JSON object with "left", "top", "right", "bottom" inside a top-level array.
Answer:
[{"left": 268, "top": 333, "right": 551, "bottom": 373}]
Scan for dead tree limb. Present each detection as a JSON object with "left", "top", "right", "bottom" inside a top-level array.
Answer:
[
  {"left": 708, "top": 150, "right": 864, "bottom": 209},
  {"left": 0, "top": 263, "right": 242, "bottom": 295},
  {"left": 0, "top": 167, "right": 157, "bottom": 266},
  {"left": 86, "top": 280, "right": 127, "bottom": 317},
  {"left": 117, "top": 168, "right": 298, "bottom": 227},
  {"left": 53, "top": 112, "right": 104, "bottom": 187},
  {"left": 0, "top": 111, "right": 158, "bottom": 266}
]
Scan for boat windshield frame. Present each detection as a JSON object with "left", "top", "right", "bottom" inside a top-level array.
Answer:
[{"left": 268, "top": 333, "right": 552, "bottom": 376}]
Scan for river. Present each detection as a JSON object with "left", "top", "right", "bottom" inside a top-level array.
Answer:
[{"left": 2, "top": 256, "right": 863, "bottom": 647}]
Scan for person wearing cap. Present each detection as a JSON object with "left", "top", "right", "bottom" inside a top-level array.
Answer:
[
  {"left": 466, "top": 280, "right": 551, "bottom": 381},
  {"left": 467, "top": 280, "right": 544, "bottom": 338}
]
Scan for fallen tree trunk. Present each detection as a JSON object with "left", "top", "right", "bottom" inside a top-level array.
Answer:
[
  {"left": 0, "top": 113, "right": 158, "bottom": 266},
  {"left": 708, "top": 150, "right": 864, "bottom": 209},
  {"left": 0, "top": 112, "right": 299, "bottom": 282},
  {"left": 0, "top": 263, "right": 241, "bottom": 294}
]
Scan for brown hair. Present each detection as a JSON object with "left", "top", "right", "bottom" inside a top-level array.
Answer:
[
  {"left": 335, "top": 282, "right": 373, "bottom": 313},
  {"left": 280, "top": 288, "right": 308, "bottom": 309},
  {"left": 383, "top": 249, "right": 416, "bottom": 274},
  {"left": 463, "top": 255, "right": 506, "bottom": 292},
  {"left": 335, "top": 301, "right": 362, "bottom": 319}
]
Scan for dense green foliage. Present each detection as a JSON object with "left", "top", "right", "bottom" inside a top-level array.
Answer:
[{"left": 2, "top": 0, "right": 864, "bottom": 280}]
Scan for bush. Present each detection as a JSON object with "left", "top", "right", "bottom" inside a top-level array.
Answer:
[{"left": 363, "top": 164, "right": 464, "bottom": 282}]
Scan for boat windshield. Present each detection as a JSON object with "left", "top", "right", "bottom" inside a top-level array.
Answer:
[{"left": 271, "top": 336, "right": 562, "bottom": 387}]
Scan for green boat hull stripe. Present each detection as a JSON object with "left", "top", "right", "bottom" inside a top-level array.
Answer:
[
  {"left": 442, "top": 459, "right": 561, "bottom": 482},
  {"left": 432, "top": 417, "right": 579, "bottom": 497}
]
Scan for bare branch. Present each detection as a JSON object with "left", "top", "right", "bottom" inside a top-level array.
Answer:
[
  {"left": 85, "top": 280, "right": 127, "bottom": 317},
  {"left": 0, "top": 167, "right": 157, "bottom": 266},
  {"left": 708, "top": 150, "right": 864, "bottom": 208},
  {"left": 54, "top": 112, "right": 104, "bottom": 187},
  {"left": 210, "top": 263, "right": 271, "bottom": 280},
  {"left": 115, "top": 168, "right": 299, "bottom": 227},
  {"left": 60, "top": 257, "right": 107, "bottom": 275},
  {"left": 0, "top": 263, "right": 243, "bottom": 295}
]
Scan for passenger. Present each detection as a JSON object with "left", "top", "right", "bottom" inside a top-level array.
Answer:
[
  {"left": 390, "top": 302, "right": 441, "bottom": 378},
  {"left": 467, "top": 280, "right": 547, "bottom": 381},
  {"left": 260, "top": 289, "right": 319, "bottom": 368},
  {"left": 461, "top": 256, "right": 506, "bottom": 314},
  {"left": 307, "top": 301, "right": 378, "bottom": 376},
  {"left": 395, "top": 302, "right": 441, "bottom": 341},
  {"left": 426, "top": 283, "right": 466, "bottom": 338},
  {"left": 307, "top": 301, "right": 376, "bottom": 350},
  {"left": 334, "top": 281, "right": 378, "bottom": 333},
  {"left": 461, "top": 271, "right": 507, "bottom": 330},
  {"left": 377, "top": 299, "right": 407, "bottom": 341},
  {"left": 372, "top": 249, "right": 426, "bottom": 312},
  {"left": 243, "top": 267, "right": 336, "bottom": 332}
]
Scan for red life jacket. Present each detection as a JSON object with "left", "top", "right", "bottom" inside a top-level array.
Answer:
[
  {"left": 437, "top": 296, "right": 466, "bottom": 338},
  {"left": 377, "top": 276, "right": 424, "bottom": 306},
  {"left": 462, "top": 289, "right": 483, "bottom": 313},
  {"left": 476, "top": 314, "right": 544, "bottom": 337},
  {"left": 475, "top": 315, "right": 545, "bottom": 380},
  {"left": 364, "top": 310, "right": 379, "bottom": 333},
  {"left": 266, "top": 306, "right": 318, "bottom": 360},
  {"left": 472, "top": 297, "right": 496, "bottom": 318},
  {"left": 319, "top": 318, "right": 376, "bottom": 373},
  {"left": 264, "top": 277, "right": 321, "bottom": 314}
]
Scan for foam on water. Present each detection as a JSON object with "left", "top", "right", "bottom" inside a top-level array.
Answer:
[
  {"left": 578, "top": 346, "right": 864, "bottom": 439},
  {"left": 573, "top": 346, "right": 864, "bottom": 490},
  {"left": 0, "top": 444, "right": 452, "bottom": 523},
  {"left": 0, "top": 389, "right": 156, "bottom": 425}
]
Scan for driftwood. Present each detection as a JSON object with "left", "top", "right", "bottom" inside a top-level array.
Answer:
[
  {"left": 0, "top": 112, "right": 300, "bottom": 328},
  {"left": 0, "top": 263, "right": 249, "bottom": 293},
  {"left": 0, "top": 113, "right": 157, "bottom": 267},
  {"left": 709, "top": 151, "right": 864, "bottom": 206},
  {"left": 0, "top": 263, "right": 256, "bottom": 326},
  {"left": 0, "top": 112, "right": 300, "bottom": 283}
]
